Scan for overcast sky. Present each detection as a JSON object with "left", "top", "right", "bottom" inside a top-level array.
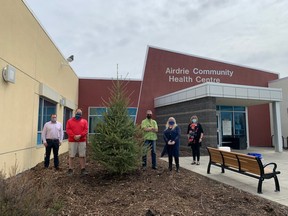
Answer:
[{"left": 24, "top": 0, "right": 288, "bottom": 79}]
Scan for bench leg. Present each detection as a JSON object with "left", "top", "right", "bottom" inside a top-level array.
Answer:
[
  {"left": 207, "top": 163, "right": 211, "bottom": 174},
  {"left": 273, "top": 176, "right": 280, "bottom": 192},
  {"left": 257, "top": 178, "right": 263, "bottom": 194}
]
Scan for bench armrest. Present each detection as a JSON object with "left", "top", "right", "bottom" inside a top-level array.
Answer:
[{"left": 263, "top": 162, "right": 278, "bottom": 172}]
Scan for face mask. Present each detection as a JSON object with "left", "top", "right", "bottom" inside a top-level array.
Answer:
[
  {"left": 75, "top": 113, "right": 82, "bottom": 120},
  {"left": 51, "top": 117, "right": 57, "bottom": 123},
  {"left": 192, "top": 119, "right": 197, "bottom": 123},
  {"left": 169, "top": 121, "right": 175, "bottom": 125},
  {"left": 147, "top": 114, "right": 152, "bottom": 119}
]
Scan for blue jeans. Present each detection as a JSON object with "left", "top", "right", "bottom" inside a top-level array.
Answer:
[
  {"left": 142, "top": 140, "right": 157, "bottom": 168},
  {"left": 44, "top": 139, "right": 60, "bottom": 168}
]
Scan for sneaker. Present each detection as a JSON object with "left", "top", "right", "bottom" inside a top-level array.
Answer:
[
  {"left": 191, "top": 161, "right": 196, "bottom": 165},
  {"left": 67, "top": 169, "right": 73, "bottom": 176},
  {"left": 196, "top": 162, "right": 200, "bottom": 165},
  {"left": 80, "top": 168, "right": 88, "bottom": 176},
  {"left": 152, "top": 166, "right": 157, "bottom": 170}
]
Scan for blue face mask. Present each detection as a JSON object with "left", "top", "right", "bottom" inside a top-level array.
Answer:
[
  {"left": 169, "top": 121, "right": 175, "bottom": 125},
  {"left": 192, "top": 119, "right": 197, "bottom": 123},
  {"left": 75, "top": 113, "right": 82, "bottom": 120}
]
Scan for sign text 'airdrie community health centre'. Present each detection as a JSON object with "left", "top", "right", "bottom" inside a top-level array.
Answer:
[{"left": 165, "top": 67, "right": 234, "bottom": 83}]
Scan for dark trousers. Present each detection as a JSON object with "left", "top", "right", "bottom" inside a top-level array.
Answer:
[
  {"left": 168, "top": 155, "right": 179, "bottom": 171},
  {"left": 191, "top": 143, "right": 200, "bottom": 162},
  {"left": 167, "top": 145, "right": 179, "bottom": 171},
  {"left": 44, "top": 139, "right": 59, "bottom": 168}
]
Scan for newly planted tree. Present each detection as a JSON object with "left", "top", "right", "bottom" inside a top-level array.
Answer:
[{"left": 92, "top": 78, "right": 144, "bottom": 174}]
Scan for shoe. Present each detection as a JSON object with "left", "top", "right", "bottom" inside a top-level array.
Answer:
[
  {"left": 81, "top": 168, "right": 88, "bottom": 176},
  {"left": 67, "top": 169, "right": 73, "bottom": 176},
  {"left": 196, "top": 162, "right": 200, "bottom": 165},
  {"left": 55, "top": 167, "right": 60, "bottom": 171},
  {"left": 169, "top": 167, "right": 172, "bottom": 171},
  {"left": 142, "top": 166, "right": 147, "bottom": 171},
  {"left": 152, "top": 167, "right": 157, "bottom": 170},
  {"left": 191, "top": 161, "right": 196, "bottom": 165}
]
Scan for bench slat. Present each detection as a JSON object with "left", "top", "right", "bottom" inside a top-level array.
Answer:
[
  {"left": 208, "top": 148, "right": 223, "bottom": 164},
  {"left": 221, "top": 151, "right": 239, "bottom": 169},
  {"left": 237, "top": 155, "right": 261, "bottom": 175}
]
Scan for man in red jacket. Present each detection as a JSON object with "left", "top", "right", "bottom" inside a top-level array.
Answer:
[{"left": 66, "top": 108, "right": 88, "bottom": 176}]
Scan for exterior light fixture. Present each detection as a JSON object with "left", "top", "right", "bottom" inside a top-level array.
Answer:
[
  {"left": 2, "top": 65, "right": 16, "bottom": 83},
  {"left": 59, "top": 98, "right": 66, "bottom": 106},
  {"left": 61, "top": 55, "right": 74, "bottom": 66},
  {"left": 66, "top": 55, "right": 74, "bottom": 62}
]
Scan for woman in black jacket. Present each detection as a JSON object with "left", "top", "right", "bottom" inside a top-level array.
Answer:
[
  {"left": 187, "top": 115, "right": 204, "bottom": 165},
  {"left": 163, "top": 117, "right": 181, "bottom": 172}
]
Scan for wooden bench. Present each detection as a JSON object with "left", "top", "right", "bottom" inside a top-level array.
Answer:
[{"left": 206, "top": 147, "right": 281, "bottom": 194}]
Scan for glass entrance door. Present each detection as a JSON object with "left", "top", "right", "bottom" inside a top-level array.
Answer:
[
  {"left": 217, "top": 106, "right": 247, "bottom": 149},
  {"left": 221, "top": 111, "right": 233, "bottom": 147}
]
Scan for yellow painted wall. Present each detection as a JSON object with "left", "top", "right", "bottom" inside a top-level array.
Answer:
[{"left": 0, "top": 0, "right": 78, "bottom": 176}]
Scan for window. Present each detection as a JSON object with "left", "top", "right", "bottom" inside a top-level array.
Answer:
[
  {"left": 63, "top": 107, "right": 73, "bottom": 140},
  {"left": 127, "top": 107, "right": 137, "bottom": 123},
  {"left": 218, "top": 106, "right": 246, "bottom": 138},
  {"left": 88, "top": 107, "right": 138, "bottom": 134},
  {"left": 220, "top": 106, "right": 233, "bottom": 111},
  {"left": 234, "top": 112, "right": 246, "bottom": 136},
  {"left": 37, "top": 98, "right": 56, "bottom": 144},
  {"left": 234, "top": 106, "right": 245, "bottom": 111},
  {"left": 89, "top": 107, "right": 106, "bottom": 134}
]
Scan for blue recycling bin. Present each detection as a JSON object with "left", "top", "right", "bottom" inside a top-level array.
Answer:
[{"left": 247, "top": 153, "right": 262, "bottom": 159}]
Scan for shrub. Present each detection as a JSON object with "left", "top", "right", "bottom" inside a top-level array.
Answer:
[{"left": 0, "top": 169, "right": 62, "bottom": 215}]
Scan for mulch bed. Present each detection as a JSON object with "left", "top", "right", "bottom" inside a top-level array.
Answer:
[{"left": 5, "top": 144, "right": 288, "bottom": 216}]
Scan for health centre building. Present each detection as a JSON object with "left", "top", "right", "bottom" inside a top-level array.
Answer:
[
  {"left": 1, "top": 0, "right": 286, "bottom": 176},
  {"left": 79, "top": 46, "right": 283, "bottom": 154}
]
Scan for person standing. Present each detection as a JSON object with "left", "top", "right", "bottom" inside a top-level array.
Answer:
[
  {"left": 66, "top": 108, "right": 88, "bottom": 176},
  {"left": 141, "top": 110, "right": 158, "bottom": 170},
  {"left": 187, "top": 115, "right": 204, "bottom": 165},
  {"left": 163, "top": 117, "right": 181, "bottom": 172},
  {"left": 42, "top": 114, "right": 63, "bottom": 170}
]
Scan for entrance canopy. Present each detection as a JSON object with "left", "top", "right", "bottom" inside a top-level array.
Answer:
[
  {"left": 154, "top": 82, "right": 282, "bottom": 107},
  {"left": 154, "top": 82, "right": 283, "bottom": 152}
]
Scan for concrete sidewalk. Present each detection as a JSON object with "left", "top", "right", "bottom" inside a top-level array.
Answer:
[{"left": 161, "top": 147, "right": 288, "bottom": 207}]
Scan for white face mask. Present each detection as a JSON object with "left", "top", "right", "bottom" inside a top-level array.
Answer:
[{"left": 192, "top": 119, "right": 197, "bottom": 123}]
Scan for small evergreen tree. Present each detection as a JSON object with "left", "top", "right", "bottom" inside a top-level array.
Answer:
[{"left": 92, "top": 78, "right": 144, "bottom": 175}]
